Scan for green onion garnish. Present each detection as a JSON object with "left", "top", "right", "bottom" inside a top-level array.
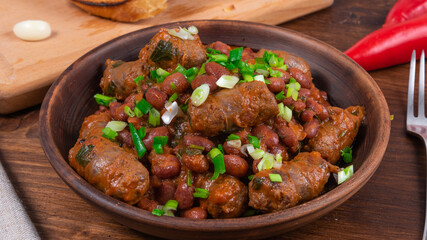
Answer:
[
  {"left": 129, "top": 123, "right": 147, "bottom": 159},
  {"left": 153, "top": 136, "right": 168, "bottom": 154},
  {"left": 136, "top": 99, "right": 152, "bottom": 114},
  {"left": 278, "top": 103, "right": 292, "bottom": 122},
  {"left": 173, "top": 64, "right": 186, "bottom": 74},
  {"left": 209, "top": 148, "right": 226, "bottom": 180},
  {"left": 105, "top": 121, "right": 127, "bottom": 132},
  {"left": 152, "top": 208, "right": 164, "bottom": 216},
  {"left": 227, "top": 134, "right": 241, "bottom": 141},
  {"left": 162, "top": 200, "right": 178, "bottom": 216},
  {"left": 337, "top": 165, "right": 354, "bottom": 184},
  {"left": 248, "top": 135, "right": 260, "bottom": 149},
  {"left": 269, "top": 173, "right": 283, "bottom": 182},
  {"left": 169, "top": 92, "right": 178, "bottom": 102},
  {"left": 285, "top": 78, "right": 301, "bottom": 101},
  {"left": 94, "top": 94, "right": 116, "bottom": 107},
  {"left": 209, "top": 54, "right": 228, "bottom": 63},
  {"left": 275, "top": 91, "right": 285, "bottom": 101},
  {"left": 217, "top": 144, "right": 224, "bottom": 154},
  {"left": 257, "top": 152, "right": 275, "bottom": 171},
  {"left": 180, "top": 104, "right": 189, "bottom": 113},
  {"left": 197, "top": 62, "right": 206, "bottom": 76},
  {"left": 228, "top": 47, "right": 243, "bottom": 62},
  {"left": 134, "top": 106, "right": 143, "bottom": 118},
  {"left": 187, "top": 170, "right": 192, "bottom": 186},
  {"left": 138, "top": 126, "right": 146, "bottom": 139},
  {"left": 248, "top": 174, "right": 254, "bottom": 180},
  {"left": 193, "top": 188, "right": 210, "bottom": 198},
  {"left": 185, "top": 67, "right": 199, "bottom": 83},
  {"left": 269, "top": 69, "right": 283, "bottom": 78},
  {"left": 148, "top": 108, "right": 161, "bottom": 126},
  {"left": 101, "top": 127, "right": 118, "bottom": 140},
  {"left": 207, "top": 48, "right": 221, "bottom": 54},
  {"left": 340, "top": 146, "right": 353, "bottom": 163},
  {"left": 170, "top": 82, "right": 177, "bottom": 90},
  {"left": 124, "top": 106, "right": 135, "bottom": 117},
  {"left": 216, "top": 75, "right": 239, "bottom": 89},
  {"left": 191, "top": 84, "right": 210, "bottom": 106},
  {"left": 189, "top": 144, "right": 205, "bottom": 151},
  {"left": 134, "top": 75, "right": 144, "bottom": 85}
]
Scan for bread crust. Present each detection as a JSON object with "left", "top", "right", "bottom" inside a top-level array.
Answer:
[{"left": 70, "top": 0, "right": 167, "bottom": 22}]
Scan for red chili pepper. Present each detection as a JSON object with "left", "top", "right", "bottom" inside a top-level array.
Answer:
[
  {"left": 384, "top": 0, "right": 427, "bottom": 27},
  {"left": 344, "top": 14, "right": 427, "bottom": 71}
]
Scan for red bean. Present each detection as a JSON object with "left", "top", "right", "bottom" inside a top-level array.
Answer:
[
  {"left": 209, "top": 41, "right": 231, "bottom": 55},
  {"left": 161, "top": 72, "right": 189, "bottom": 95},
  {"left": 117, "top": 129, "right": 133, "bottom": 148},
  {"left": 304, "top": 119, "right": 320, "bottom": 139},
  {"left": 267, "top": 77, "right": 285, "bottom": 93},
  {"left": 124, "top": 92, "right": 143, "bottom": 106},
  {"left": 251, "top": 125, "right": 279, "bottom": 149},
  {"left": 301, "top": 109, "right": 315, "bottom": 122},
  {"left": 151, "top": 153, "right": 181, "bottom": 179},
  {"left": 109, "top": 102, "right": 127, "bottom": 121},
  {"left": 306, "top": 98, "right": 322, "bottom": 115},
  {"left": 223, "top": 141, "right": 243, "bottom": 156},
  {"left": 223, "top": 155, "right": 248, "bottom": 178},
  {"left": 269, "top": 144, "right": 289, "bottom": 161},
  {"left": 299, "top": 88, "right": 311, "bottom": 99},
  {"left": 205, "top": 62, "right": 230, "bottom": 80},
  {"left": 178, "top": 93, "right": 191, "bottom": 105},
  {"left": 293, "top": 100, "right": 306, "bottom": 112},
  {"left": 318, "top": 105, "right": 329, "bottom": 121},
  {"left": 242, "top": 47, "right": 255, "bottom": 61},
  {"left": 320, "top": 90, "right": 328, "bottom": 102},
  {"left": 276, "top": 126, "right": 298, "bottom": 152},
  {"left": 289, "top": 67, "right": 312, "bottom": 88},
  {"left": 143, "top": 127, "right": 169, "bottom": 151},
  {"left": 252, "top": 159, "right": 261, "bottom": 174},
  {"left": 181, "top": 207, "right": 208, "bottom": 219},
  {"left": 137, "top": 197, "right": 158, "bottom": 212},
  {"left": 183, "top": 135, "right": 215, "bottom": 152},
  {"left": 155, "top": 181, "right": 176, "bottom": 205},
  {"left": 145, "top": 88, "right": 167, "bottom": 111},
  {"left": 181, "top": 153, "right": 209, "bottom": 173},
  {"left": 174, "top": 182, "right": 195, "bottom": 210},
  {"left": 191, "top": 75, "right": 218, "bottom": 92}
]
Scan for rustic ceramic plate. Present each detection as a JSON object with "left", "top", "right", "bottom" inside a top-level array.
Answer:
[{"left": 39, "top": 20, "right": 390, "bottom": 239}]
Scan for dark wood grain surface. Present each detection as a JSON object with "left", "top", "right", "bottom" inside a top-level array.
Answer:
[{"left": 0, "top": 0, "right": 422, "bottom": 239}]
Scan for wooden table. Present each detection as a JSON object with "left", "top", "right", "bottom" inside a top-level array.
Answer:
[{"left": 0, "top": 0, "right": 423, "bottom": 239}]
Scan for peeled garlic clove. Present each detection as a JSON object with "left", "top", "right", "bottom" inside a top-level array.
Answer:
[{"left": 13, "top": 20, "right": 51, "bottom": 41}]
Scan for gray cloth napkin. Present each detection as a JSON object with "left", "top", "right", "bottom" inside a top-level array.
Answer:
[{"left": 0, "top": 161, "right": 40, "bottom": 240}]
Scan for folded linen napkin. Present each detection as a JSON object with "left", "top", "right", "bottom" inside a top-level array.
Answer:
[{"left": 0, "top": 161, "right": 40, "bottom": 240}]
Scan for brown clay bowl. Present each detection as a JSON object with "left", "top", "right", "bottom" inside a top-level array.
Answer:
[{"left": 39, "top": 20, "right": 390, "bottom": 239}]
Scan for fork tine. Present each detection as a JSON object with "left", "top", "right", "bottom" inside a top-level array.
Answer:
[
  {"left": 408, "top": 50, "right": 416, "bottom": 119},
  {"left": 419, "top": 50, "right": 425, "bottom": 118}
]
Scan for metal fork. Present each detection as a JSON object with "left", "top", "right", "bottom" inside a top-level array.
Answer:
[{"left": 407, "top": 49, "right": 427, "bottom": 240}]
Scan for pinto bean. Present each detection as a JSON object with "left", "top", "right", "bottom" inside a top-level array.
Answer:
[
  {"left": 223, "top": 155, "right": 249, "bottom": 178},
  {"left": 251, "top": 125, "right": 279, "bottom": 149},
  {"left": 306, "top": 98, "right": 322, "bottom": 115},
  {"left": 252, "top": 159, "right": 261, "bottom": 174},
  {"left": 318, "top": 105, "right": 329, "bottom": 121},
  {"left": 181, "top": 154, "right": 209, "bottom": 173},
  {"left": 301, "top": 109, "right": 315, "bottom": 122},
  {"left": 205, "top": 62, "right": 230, "bottom": 80},
  {"left": 304, "top": 119, "right": 320, "bottom": 139},
  {"left": 191, "top": 75, "right": 218, "bottom": 92},
  {"left": 209, "top": 41, "right": 231, "bottom": 55},
  {"left": 151, "top": 153, "right": 181, "bottom": 179},
  {"left": 143, "top": 127, "right": 169, "bottom": 151},
  {"left": 161, "top": 72, "right": 189, "bottom": 95},
  {"left": 299, "top": 88, "right": 311, "bottom": 99},
  {"left": 109, "top": 102, "right": 127, "bottom": 121},
  {"left": 223, "top": 141, "right": 243, "bottom": 157},
  {"left": 155, "top": 181, "right": 176, "bottom": 205},
  {"left": 269, "top": 144, "right": 289, "bottom": 162},
  {"left": 124, "top": 92, "right": 143, "bottom": 106},
  {"left": 183, "top": 135, "right": 215, "bottom": 152},
  {"left": 181, "top": 207, "right": 208, "bottom": 219},
  {"left": 294, "top": 100, "right": 307, "bottom": 112},
  {"left": 145, "top": 88, "right": 167, "bottom": 111},
  {"left": 267, "top": 77, "right": 286, "bottom": 93},
  {"left": 117, "top": 129, "right": 133, "bottom": 148},
  {"left": 276, "top": 126, "right": 299, "bottom": 152},
  {"left": 289, "top": 67, "right": 312, "bottom": 88},
  {"left": 174, "top": 182, "right": 195, "bottom": 210},
  {"left": 178, "top": 93, "right": 191, "bottom": 105}
]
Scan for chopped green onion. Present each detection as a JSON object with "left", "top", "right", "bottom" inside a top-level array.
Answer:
[
  {"left": 227, "top": 139, "right": 241, "bottom": 149},
  {"left": 168, "top": 27, "right": 195, "bottom": 40},
  {"left": 152, "top": 208, "right": 164, "bottom": 216},
  {"left": 134, "top": 75, "right": 144, "bottom": 85},
  {"left": 191, "top": 84, "right": 210, "bottom": 106},
  {"left": 227, "top": 134, "right": 241, "bottom": 141},
  {"left": 269, "top": 173, "right": 283, "bottom": 182},
  {"left": 187, "top": 170, "right": 193, "bottom": 187},
  {"left": 249, "top": 148, "right": 265, "bottom": 160},
  {"left": 242, "top": 73, "right": 254, "bottom": 82},
  {"left": 124, "top": 106, "right": 135, "bottom": 117},
  {"left": 257, "top": 152, "right": 275, "bottom": 171},
  {"left": 180, "top": 104, "right": 189, "bottom": 113},
  {"left": 247, "top": 135, "right": 260, "bottom": 148},
  {"left": 209, "top": 148, "right": 226, "bottom": 180},
  {"left": 169, "top": 92, "right": 178, "bottom": 102},
  {"left": 153, "top": 136, "right": 168, "bottom": 154},
  {"left": 170, "top": 82, "right": 177, "bottom": 90},
  {"left": 390, "top": 115, "right": 394, "bottom": 121},
  {"left": 134, "top": 106, "right": 143, "bottom": 118},
  {"left": 101, "top": 127, "right": 118, "bottom": 140},
  {"left": 149, "top": 108, "right": 161, "bottom": 126},
  {"left": 337, "top": 165, "right": 354, "bottom": 184},
  {"left": 174, "top": 64, "right": 186, "bottom": 74},
  {"left": 162, "top": 200, "right": 178, "bottom": 216},
  {"left": 278, "top": 103, "right": 292, "bottom": 122},
  {"left": 189, "top": 144, "right": 205, "bottom": 151},
  {"left": 136, "top": 99, "right": 152, "bottom": 114},
  {"left": 255, "top": 68, "right": 270, "bottom": 77},
  {"left": 184, "top": 67, "right": 199, "bottom": 83},
  {"left": 216, "top": 75, "right": 239, "bottom": 89},
  {"left": 153, "top": 144, "right": 164, "bottom": 154},
  {"left": 269, "top": 69, "right": 283, "bottom": 78},
  {"left": 197, "top": 62, "right": 206, "bottom": 76},
  {"left": 217, "top": 144, "right": 224, "bottom": 154},
  {"left": 275, "top": 91, "right": 285, "bottom": 101},
  {"left": 105, "top": 121, "right": 127, "bottom": 132},
  {"left": 129, "top": 123, "right": 147, "bottom": 158},
  {"left": 207, "top": 48, "right": 221, "bottom": 54},
  {"left": 254, "top": 75, "right": 265, "bottom": 82},
  {"left": 138, "top": 127, "right": 146, "bottom": 139},
  {"left": 151, "top": 68, "right": 171, "bottom": 83},
  {"left": 94, "top": 94, "right": 116, "bottom": 107},
  {"left": 228, "top": 47, "right": 243, "bottom": 62},
  {"left": 340, "top": 146, "right": 353, "bottom": 163},
  {"left": 209, "top": 54, "right": 228, "bottom": 63},
  {"left": 193, "top": 188, "right": 210, "bottom": 198},
  {"left": 285, "top": 78, "right": 301, "bottom": 101},
  {"left": 187, "top": 26, "right": 198, "bottom": 34},
  {"left": 248, "top": 175, "right": 254, "bottom": 180}
]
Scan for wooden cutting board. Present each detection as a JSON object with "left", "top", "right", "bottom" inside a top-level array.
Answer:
[{"left": 0, "top": 0, "right": 333, "bottom": 114}]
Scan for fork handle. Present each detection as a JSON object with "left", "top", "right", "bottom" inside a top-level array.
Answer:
[{"left": 423, "top": 137, "right": 427, "bottom": 240}]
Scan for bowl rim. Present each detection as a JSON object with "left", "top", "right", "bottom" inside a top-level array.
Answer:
[{"left": 39, "top": 19, "right": 391, "bottom": 233}]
